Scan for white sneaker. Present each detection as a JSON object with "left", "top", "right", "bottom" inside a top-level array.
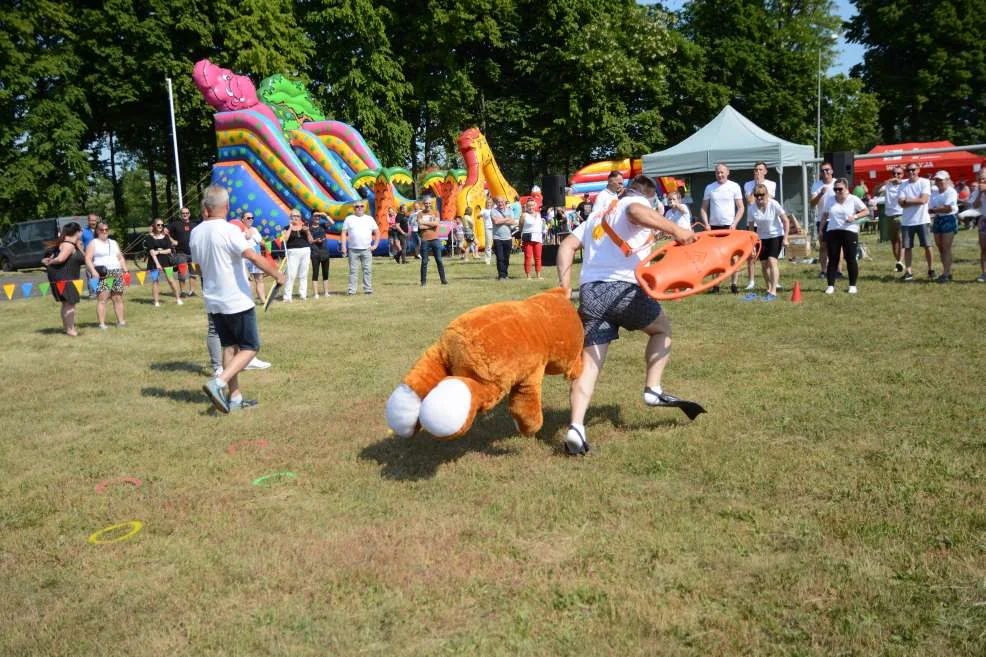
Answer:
[
  {"left": 176, "top": 298, "right": 184, "bottom": 306},
  {"left": 564, "top": 425, "right": 590, "bottom": 455},
  {"left": 745, "top": 280, "right": 756, "bottom": 290},
  {"left": 848, "top": 286, "right": 858, "bottom": 294},
  {"left": 98, "top": 323, "right": 108, "bottom": 330},
  {"left": 153, "top": 301, "right": 161, "bottom": 307},
  {"left": 824, "top": 286, "right": 835, "bottom": 295},
  {"left": 313, "top": 293, "right": 320, "bottom": 299},
  {"left": 245, "top": 357, "right": 271, "bottom": 370},
  {"left": 212, "top": 366, "right": 224, "bottom": 377}
]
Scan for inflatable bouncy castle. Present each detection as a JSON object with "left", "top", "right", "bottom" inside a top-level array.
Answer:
[{"left": 193, "top": 60, "right": 411, "bottom": 255}]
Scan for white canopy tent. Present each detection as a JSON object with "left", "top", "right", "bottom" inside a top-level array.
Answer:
[{"left": 642, "top": 105, "right": 817, "bottom": 224}]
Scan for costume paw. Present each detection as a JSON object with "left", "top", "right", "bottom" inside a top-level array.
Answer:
[
  {"left": 420, "top": 378, "right": 473, "bottom": 438},
  {"left": 385, "top": 383, "right": 421, "bottom": 438}
]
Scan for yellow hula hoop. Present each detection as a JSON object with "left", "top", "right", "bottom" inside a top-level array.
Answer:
[{"left": 88, "top": 520, "right": 143, "bottom": 545}]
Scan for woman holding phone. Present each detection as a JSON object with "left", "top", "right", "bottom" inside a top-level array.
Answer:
[{"left": 145, "top": 218, "right": 183, "bottom": 306}]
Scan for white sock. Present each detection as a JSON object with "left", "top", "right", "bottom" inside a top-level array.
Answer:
[
  {"left": 229, "top": 391, "right": 242, "bottom": 404},
  {"left": 643, "top": 387, "right": 663, "bottom": 405},
  {"left": 567, "top": 423, "right": 586, "bottom": 441}
]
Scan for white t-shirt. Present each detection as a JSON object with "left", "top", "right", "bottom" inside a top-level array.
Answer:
[
  {"left": 520, "top": 212, "right": 544, "bottom": 243},
  {"left": 591, "top": 187, "right": 621, "bottom": 216},
  {"left": 930, "top": 186, "right": 958, "bottom": 216},
  {"left": 573, "top": 195, "right": 652, "bottom": 285},
  {"left": 342, "top": 214, "right": 378, "bottom": 250},
  {"left": 747, "top": 199, "right": 787, "bottom": 239},
  {"left": 90, "top": 239, "right": 121, "bottom": 269},
  {"left": 811, "top": 179, "right": 835, "bottom": 218},
  {"left": 703, "top": 180, "right": 743, "bottom": 227},
  {"left": 823, "top": 195, "right": 867, "bottom": 234},
  {"left": 882, "top": 180, "right": 903, "bottom": 216},
  {"left": 665, "top": 204, "right": 691, "bottom": 230},
  {"left": 190, "top": 219, "right": 254, "bottom": 315},
  {"left": 898, "top": 178, "right": 931, "bottom": 226},
  {"left": 743, "top": 179, "right": 777, "bottom": 200}
]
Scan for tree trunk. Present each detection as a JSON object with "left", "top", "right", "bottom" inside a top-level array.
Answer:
[
  {"left": 147, "top": 146, "right": 159, "bottom": 220},
  {"left": 108, "top": 130, "right": 125, "bottom": 221}
]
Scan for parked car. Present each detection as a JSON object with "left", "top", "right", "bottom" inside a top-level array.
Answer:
[{"left": 0, "top": 216, "right": 87, "bottom": 271}]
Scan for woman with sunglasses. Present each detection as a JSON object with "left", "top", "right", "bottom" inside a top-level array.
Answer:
[
  {"left": 746, "top": 184, "right": 789, "bottom": 301},
  {"left": 279, "top": 209, "right": 312, "bottom": 302},
  {"left": 145, "top": 218, "right": 183, "bottom": 306},
  {"left": 241, "top": 213, "right": 268, "bottom": 301},
  {"left": 41, "top": 222, "right": 92, "bottom": 336},
  {"left": 84, "top": 221, "right": 129, "bottom": 327},
  {"left": 819, "top": 178, "right": 869, "bottom": 294},
  {"left": 929, "top": 171, "right": 958, "bottom": 283}
]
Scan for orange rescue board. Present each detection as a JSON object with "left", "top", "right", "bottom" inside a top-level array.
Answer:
[{"left": 636, "top": 230, "right": 761, "bottom": 301}]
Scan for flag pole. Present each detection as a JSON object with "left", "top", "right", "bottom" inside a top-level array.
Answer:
[{"left": 166, "top": 77, "right": 184, "bottom": 209}]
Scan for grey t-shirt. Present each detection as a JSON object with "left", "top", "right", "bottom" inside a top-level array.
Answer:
[{"left": 491, "top": 209, "right": 514, "bottom": 240}]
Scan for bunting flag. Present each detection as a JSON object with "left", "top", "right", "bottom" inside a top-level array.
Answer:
[
  {"left": 123, "top": 272, "right": 132, "bottom": 286},
  {"left": 150, "top": 269, "right": 160, "bottom": 282},
  {"left": 2, "top": 284, "right": 14, "bottom": 300},
  {"left": 136, "top": 271, "right": 146, "bottom": 285},
  {"left": 21, "top": 283, "right": 33, "bottom": 298},
  {"left": 39, "top": 283, "right": 50, "bottom": 296},
  {"left": 177, "top": 263, "right": 188, "bottom": 277},
  {"left": 89, "top": 279, "right": 100, "bottom": 293},
  {"left": 55, "top": 281, "right": 67, "bottom": 294},
  {"left": 73, "top": 280, "right": 84, "bottom": 294},
  {"left": 164, "top": 267, "right": 173, "bottom": 277}
]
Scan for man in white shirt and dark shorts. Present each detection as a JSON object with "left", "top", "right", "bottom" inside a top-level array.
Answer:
[
  {"left": 874, "top": 166, "right": 905, "bottom": 272},
  {"left": 897, "top": 163, "right": 935, "bottom": 281},
  {"left": 192, "top": 185, "right": 285, "bottom": 414},
  {"left": 556, "top": 175, "right": 704, "bottom": 456},
  {"left": 701, "top": 162, "right": 744, "bottom": 292}
]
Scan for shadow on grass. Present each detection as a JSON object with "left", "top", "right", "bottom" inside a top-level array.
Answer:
[
  {"left": 150, "top": 360, "right": 204, "bottom": 374},
  {"left": 360, "top": 402, "right": 645, "bottom": 481},
  {"left": 35, "top": 321, "right": 104, "bottom": 335},
  {"left": 141, "top": 386, "right": 204, "bottom": 404}
]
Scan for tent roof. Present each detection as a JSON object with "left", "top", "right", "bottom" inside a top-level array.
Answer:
[
  {"left": 855, "top": 141, "right": 985, "bottom": 184},
  {"left": 642, "top": 105, "right": 815, "bottom": 176}
]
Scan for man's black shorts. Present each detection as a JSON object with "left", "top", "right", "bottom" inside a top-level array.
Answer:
[
  {"left": 210, "top": 307, "right": 260, "bottom": 351},
  {"left": 579, "top": 281, "right": 662, "bottom": 346}
]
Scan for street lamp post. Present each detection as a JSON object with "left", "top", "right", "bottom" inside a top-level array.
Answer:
[{"left": 816, "top": 33, "right": 839, "bottom": 159}]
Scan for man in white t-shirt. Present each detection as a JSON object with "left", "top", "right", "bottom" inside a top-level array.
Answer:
[
  {"left": 874, "top": 166, "right": 905, "bottom": 271},
  {"left": 341, "top": 200, "right": 379, "bottom": 294},
  {"left": 741, "top": 161, "right": 777, "bottom": 290},
  {"left": 556, "top": 175, "right": 703, "bottom": 456},
  {"left": 191, "top": 185, "right": 285, "bottom": 414},
  {"left": 591, "top": 170, "right": 625, "bottom": 216},
  {"left": 810, "top": 162, "right": 836, "bottom": 278},
  {"left": 897, "top": 162, "right": 934, "bottom": 280},
  {"left": 701, "top": 162, "right": 744, "bottom": 292}
]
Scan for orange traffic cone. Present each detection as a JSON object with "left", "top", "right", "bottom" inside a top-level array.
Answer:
[{"left": 790, "top": 280, "right": 803, "bottom": 303}]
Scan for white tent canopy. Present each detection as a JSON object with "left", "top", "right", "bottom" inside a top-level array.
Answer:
[{"left": 641, "top": 105, "right": 815, "bottom": 175}]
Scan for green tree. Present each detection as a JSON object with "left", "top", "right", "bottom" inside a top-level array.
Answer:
[
  {"left": 302, "top": 0, "right": 412, "bottom": 166},
  {"left": 820, "top": 74, "right": 880, "bottom": 153},
  {"left": 847, "top": 0, "right": 986, "bottom": 144},
  {"left": 0, "top": 0, "right": 90, "bottom": 228}
]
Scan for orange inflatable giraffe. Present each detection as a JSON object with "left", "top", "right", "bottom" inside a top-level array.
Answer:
[{"left": 455, "top": 128, "right": 519, "bottom": 251}]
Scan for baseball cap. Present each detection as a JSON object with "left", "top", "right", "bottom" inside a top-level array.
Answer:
[{"left": 933, "top": 170, "right": 950, "bottom": 180}]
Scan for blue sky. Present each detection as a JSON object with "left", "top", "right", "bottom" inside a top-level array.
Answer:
[{"left": 647, "top": 0, "right": 864, "bottom": 75}]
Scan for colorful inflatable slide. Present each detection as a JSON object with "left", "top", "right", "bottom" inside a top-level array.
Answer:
[
  {"left": 567, "top": 158, "right": 685, "bottom": 207},
  {"left": 455, "top": 128, "right": 519, "bottom": 251},
  {"left": 193, "top": 59, "right": 410, "bottom": 255}
]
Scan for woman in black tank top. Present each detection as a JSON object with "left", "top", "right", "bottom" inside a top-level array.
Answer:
[{"left": 42, "top": 222, "right": 93, "bottom": 336}]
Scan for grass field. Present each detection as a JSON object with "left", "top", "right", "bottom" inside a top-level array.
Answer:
[{"left": 2, "top": 231, "right": 985, "bottom": 656}]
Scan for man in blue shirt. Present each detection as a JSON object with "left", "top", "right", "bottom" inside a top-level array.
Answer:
[{"left": 81, "top": 214, "right": 99, "bottom": 297}]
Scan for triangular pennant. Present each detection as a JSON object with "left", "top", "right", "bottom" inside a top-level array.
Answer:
[
  {"left": 73, "top": 280, "right": 84, "bottom": 294},
  {"left": 136, "top": 271, "right": 146, "bottom": 285},
  {"left": 177, "top": 263, "right": 188, "bottom": 276},
  {"left": 2, "top": 284, "right": 14, "bottom": 300},
  {"left": 123, "top": 272, "right": 131, "bottom": 286},
  {"left": 150, "top": 269, "right": 160, "bottom": 282},
  {"left": 164, "top": 267, "right": 173, "bottom": 277},
  {"left": 55, "top": 281, "right": 66, "bottom": 294},
  {"left": 39, "top": 283, "right": 50, "bottom": 296},
  {"left": 21, "top": 282, "right": 33, "bottom": 298},
  {"left": 89, "top": 279, "right": 100, "bottom": 293}
]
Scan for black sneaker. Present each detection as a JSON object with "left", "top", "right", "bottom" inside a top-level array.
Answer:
[
  {"left": 901, "top": 272, "right": 914, "bottom": 281},
  {"left": 935, "top": 274, "right": 951, "bottom": 283},
  {"left": 817, "top": 270, "right": 826, "bottom": 279},
  {"left": 643, "top": 388, "right": 706, "bottom": 421},
  {"left": 928, "top": 269, "right": 935, "bottom": 279},
  {"left": 730, "top": 284, "right": 739, "bottom": 294},
  {"left": 564, "top": 425, "right": 590, "bottom": 455}
]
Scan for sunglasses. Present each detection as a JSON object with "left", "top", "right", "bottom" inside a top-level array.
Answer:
[
  {"left": 243, "top": 216, "right": 253, "bottom": 220},
  {"left": 153, "top": 224, "right": 163, "bottom": 228},
  {"left": 754, "top": 193, "right": 765, "bottom": 198},
  {"left": 907, "top": 168, "right": 919, "bottom": 172},
  {"left": 834, "top": 187, "right": 846, "bottom": 192},
  {"left": 822, "top": 169, "right": 833, "bottom": 173}
]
